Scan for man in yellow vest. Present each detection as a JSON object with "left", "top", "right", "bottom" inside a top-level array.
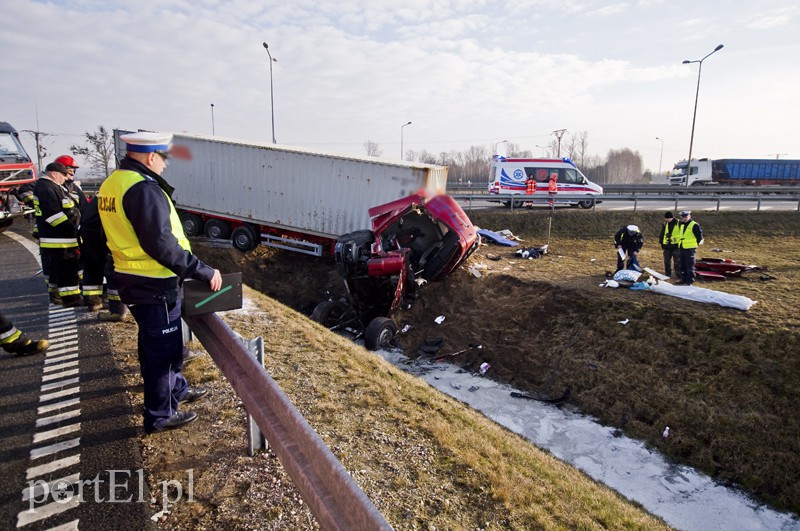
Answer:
[
  {"left": 676, "top": 210, "right": 704, "bottom": 286},
  {"left": 658, "top": 211, "right": 681, "bottom": 279},
  {"left": 98, "top": 132, "right": 221, "bottom": 434}
]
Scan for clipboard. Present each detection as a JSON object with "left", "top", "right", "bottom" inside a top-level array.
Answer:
[{"left": 183, "top": 272, "right": 243, "bottom": 316}]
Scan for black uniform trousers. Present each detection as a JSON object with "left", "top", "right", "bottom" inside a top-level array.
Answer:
[
  {"left": 680, "top": 247, "right": 697, "bottom": 285},
  {"left": 129, "top": 300, "right": 189, "bottom": 432},
  {"left": 662, "top": 246, "right": 681, "bottom": 278}
]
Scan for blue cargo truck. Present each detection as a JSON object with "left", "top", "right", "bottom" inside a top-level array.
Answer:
[{"left": 669, "top": 158, "right": 800, "bottom": 186}]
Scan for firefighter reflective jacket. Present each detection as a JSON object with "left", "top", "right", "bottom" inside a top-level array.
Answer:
[{"left": 33, "top": 176, "right": 80, "bottom": 249}]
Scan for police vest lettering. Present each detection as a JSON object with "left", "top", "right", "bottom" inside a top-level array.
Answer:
[
  {"left": 162, "top": 325, "right": 179, "bottom": 335},
  {"left": 98, "top": 169, "right": 191, "bottom": 279},
  {"left": 98, "top": 195, "right": 116, "bottom": 213}
]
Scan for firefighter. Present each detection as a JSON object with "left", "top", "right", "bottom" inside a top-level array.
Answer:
[
  {"left": 34, "top": 162, "right": 82, "bottom": 307},
  {"left": 55, "top": 155, "right": 102, "bottom": 310},
  {"left": 0, "top": 310, "right": 49, "bottom": 355},
  {"left": 98, "top": 132, "right": 221, "bottom": 433}
]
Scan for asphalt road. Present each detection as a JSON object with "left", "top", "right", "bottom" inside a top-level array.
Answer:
[
  {"left": 455, "top": 196, "right": 800, "bottom": 212},
  {"left": 0, "top": 223, "right": 151, "bottom": 530}
]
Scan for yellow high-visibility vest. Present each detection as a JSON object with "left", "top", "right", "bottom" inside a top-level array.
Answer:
[
  {"left": 678, "top": 221, "right": 699, "bottom": 249},
  {"left": 98, "top": 170, "right": 190, "bottom": 278}
]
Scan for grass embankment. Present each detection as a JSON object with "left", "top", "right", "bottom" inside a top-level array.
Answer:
[{"left": 461, "top": 209, "right": 800, "bottom": 512}]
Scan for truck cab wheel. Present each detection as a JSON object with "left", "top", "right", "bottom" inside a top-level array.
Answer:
[
  {"left": 180, "top": 213, "right": 203, "bottom": 237},
  {"left": 205, "top": 218, "right": 231, "bottom": 239},
  {"left": 364, "top": 317, "right": 397, "bottom": 351},
  {"left": 231, "top": 225, "right": 258, "bottom": 252},
  {"left": 310, "top": 300, "right": 345, "bottom": 328}
]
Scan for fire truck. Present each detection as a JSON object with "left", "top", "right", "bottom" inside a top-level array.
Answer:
[{"left": 0, "top": 121, "right": 37, "bottom": 231}]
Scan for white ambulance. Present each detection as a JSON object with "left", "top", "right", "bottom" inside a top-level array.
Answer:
[{"left": 487, "top": 157, "right": 603, "bottom": 208}]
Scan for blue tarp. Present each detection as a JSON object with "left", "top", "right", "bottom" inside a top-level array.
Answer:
[{"left": 477, "top": 229, "right": 519, "bottom": 247}]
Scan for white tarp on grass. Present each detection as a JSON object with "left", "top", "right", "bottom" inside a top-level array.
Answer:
[{"left": 648, "top": 280, "right": 757, "bottom": 311}]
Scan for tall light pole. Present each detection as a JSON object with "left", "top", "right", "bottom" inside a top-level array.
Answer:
[
  {"left": 210, "top": 103, "right": 215, "bottom": 136},
  {"left": 400, "top": 121, "right": 411, "bottom": 160},
  {"left": 262, "top": 42, "right": 277, "bottom": 144},
  {"left": 655, "top": 136, "right": 664, "bottom": 173},
  {"left": 493, "top": 139, "right": 508, "bottom": 155},
  {"left": 682, "top": 43, "right": 723, "bottom": 186},
  {"left": 535, "top": 144, "right": 548, "bottom": 157}
]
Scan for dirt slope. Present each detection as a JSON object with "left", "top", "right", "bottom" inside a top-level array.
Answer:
[{"left": 195, "top": 209, "right": 800, "bottom": 513}]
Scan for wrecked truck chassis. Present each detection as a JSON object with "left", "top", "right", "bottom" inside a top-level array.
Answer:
[{"left": 312, "top": 192, "right": 479, "bottom": 350}]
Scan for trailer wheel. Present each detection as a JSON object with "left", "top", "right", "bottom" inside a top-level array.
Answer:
[
  {"left": 179, "top": 213, "right": 202, "bottom": 237},
  {"left": 310, "top": 301, "right": 345, "bottom": 328},
  {"left": 231, "top": 225, "right": 258, "bottom": 252},
  {"left": 364, "top": 317, "right": 397, "bottom": 351},
  {"left": 205, "top": 218, "right": 231, "bottom": 239}
]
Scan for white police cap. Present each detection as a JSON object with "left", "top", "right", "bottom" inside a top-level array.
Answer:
[
  {"left": 121, "top": 132, "right": 173, "bottom": 154},
  {"left": 627, "top": 224, "right": 639, "bottom": 232}
]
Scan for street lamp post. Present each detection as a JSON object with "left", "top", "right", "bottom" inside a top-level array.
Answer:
[
  {"left": 400, "top": 121, "right": 411, "bottom": 160},
  {"left": 682, "top": 43, "right": 723, "bottom": 186},
  {"left": 493, "top": 139, "right": 508, "bottom": 155},
  {"left": 535, "top": 145, "right": 547, "bottom": 157},
  {"left": 262, "top": 42, "right": 277, "bottom": 144},
  {"left": 655, "top": 136, "right": 664, "bottom": 173},
  {"left": 210, "top": 103, "right": 215, "bottom": 136}
]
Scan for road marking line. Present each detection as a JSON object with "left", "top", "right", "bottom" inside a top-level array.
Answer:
[
  {"left": 44, "top": 353, "right": 79, "bottom": 365},
  {"left": 40, "top": 378, "right": 80, "bottom": 393},
  {"left": 37, "top": 397, "right": 80, "bottom": 415},
  {"left": 42, "top": 369, "right": 80, "bottom": 383},
  {"left": 16, "top": 495, "right": 80, "bottom": 527},
  {"left": 42, "top": 519, "right": 79, "bottom": 531},
  {"left": 25, "top": 454, "right": 81, "bottom": 480},
  {"left": 36, "top": 409, "right": 81, "bottom": 428},
  {"left": 47, "top": 329, "right": 78, "bottom": 339},
  {"left": 43, "top": 360, "right": 79, "bottom": 373},
  {"left": 30, "top": 438, "right": 81, "bottom": 460},
  {"left": 33, "top": 423, "right": 81, "bottom": 444},
  {"left": 44, "top": 338, "right": 78, "bottom": 349},
  {"left": 44, "top": 346, "right": 79, "bottom": 358},
  {"left": 21, "top": 472, "right": 80, "bottom": 501},
  {"left": 40, "top": 387, "right": 80, "bottom": 402}
]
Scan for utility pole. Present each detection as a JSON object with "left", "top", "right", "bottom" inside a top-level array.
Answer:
[
  {"left": 21, "top": 129, "right": 50, "bottom": 172},
  {"left": 210, "top": 103, "right": 215, "bottom": 135},
  {"left": 552, "top": 129, "right": 567, "bottom": 158}
]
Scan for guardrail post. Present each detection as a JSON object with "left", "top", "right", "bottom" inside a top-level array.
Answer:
[
  {"left": 757, "top": 197, "right": 762, "bottom": 211},
  {"left": 633, "top": 197, "right": 638, "bottom": 212},
  {"left": 245, "top": 336, "right": 267, "bottom": 456},
  {"left": 716, "top": 197, "right": 721, "bottom": 211}
]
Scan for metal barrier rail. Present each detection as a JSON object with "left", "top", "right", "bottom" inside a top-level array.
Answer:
[
  {"left": 449, "top": 193, "right": 800, "bottom": 212},
  {"left": 184, "top": 312, "right": 391, "bottom": 531}
]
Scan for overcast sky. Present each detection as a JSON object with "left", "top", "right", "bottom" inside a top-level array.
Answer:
[{"left": 3, "top": 0, "right": 798, "bottom": 176}]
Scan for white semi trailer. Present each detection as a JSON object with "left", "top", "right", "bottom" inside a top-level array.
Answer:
[{"left": 114, "top": 131, "right": 447, "bottom": 255}]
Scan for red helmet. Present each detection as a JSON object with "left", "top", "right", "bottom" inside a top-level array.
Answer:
[{"left": 54, "top": 155, "right": 79, "bottom": 169}]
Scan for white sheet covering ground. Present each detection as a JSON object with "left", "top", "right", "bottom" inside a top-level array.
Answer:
[{"left": 648, "top": 280, "right": 757, "bottom": 311}]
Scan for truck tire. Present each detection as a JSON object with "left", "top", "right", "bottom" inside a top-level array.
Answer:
[
  {"left": 205, "top": 218, "right": 231, "bottom": 239},
  {"left": 180, "top": 213, "right": 203, "bottom": 237},
  {"left": 231, "top": 225, "right": 258, "bottom": 252},
  {"left": 364, "top": 317, "right": 397, "bottom": 351},
  {"left": 337, "top": 229, "right": 374, "bottom": 245},
  {"left": 310, "top": 300, "right": 344, "bottom": 328}
]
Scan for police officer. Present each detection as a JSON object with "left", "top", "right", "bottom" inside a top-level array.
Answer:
[
  {"left": 98, "top": 132, "right": 221, "bottom": 433},
  {"left": 613, "top": 224, "right": 644, "bottom": 272},
  {"left": 1, "top": 310, "right": 49, "bottom": 355},
  {"left": 34, "top": 162, "right": 82, "bottom": 307},
  {"left": 659, "top": 212, "right": 681, "bottom": 279},
  {"left": 677, "top": 210, "right": 704, "bottom": 286}
]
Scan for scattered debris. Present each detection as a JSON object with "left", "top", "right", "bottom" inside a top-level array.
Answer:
[
  {"left": 509, "top": 388, "right": 571, "bottom": 404},
  {"left": 515, "top": 245, "right": 547, "bottom": 260},
  {"left": 468, "top": 266, "right": 482, "bottom": 278},
  {"left": 417, "top": 338, "right": 444, "bottom": 357},
  {"left": 662, "top": 426, "right": 670, "bottom": 439},
  {"left": 486, "top": 253, "right": 501, "bottom": 261},
  {"left": 450, "top": 382, "right": 461, "bottom": 390},
  {"left": 477, "top": 229, "right": 520, "bottom": 247},
  {"left": 401, "top": 324, "right": 412, "bottom": 333},
  {"left": 433, "top": 343, "right": 482, "bottom": 362},
  {"left": 617, "top": 319, "right": 630, "bottom": 325},
  {"left": 468, "top": 386, "right": 480, "bottom": 392},
  {"left": 643, "top": 267, "right": 670, "bottom": 281},
  {"left": 434, "top": 315, "right": 446, "bottom": 324},
  {"left": 497, "top": 229, "right": 523, "bottom": 241},
  {"left": 696, "top": 257, "right": 765, "bottom": 278},
  {"left": 479, "top": 362, "right": 491, "bottom": 375},
  {"left": 599, "top": 280, "right": 620, "bottom": 288}
]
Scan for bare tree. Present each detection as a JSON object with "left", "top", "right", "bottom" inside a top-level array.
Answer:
[
  {"left": 70, "top": 125, "right": 114, "bottom": 179},
  {"left": 364, "top": 140, "right": 382, "bottom": 157},
  {"left": 506, "top": 142, "right": 532, "bottom": 158},
  {"left": 606, "top": 148, "right": 644, "bottom": 184}
]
